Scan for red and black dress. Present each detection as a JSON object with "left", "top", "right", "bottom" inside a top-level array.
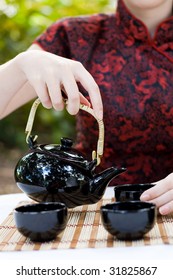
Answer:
[{"left": 34, "top": 0, "right": 173, "bottom": 185}]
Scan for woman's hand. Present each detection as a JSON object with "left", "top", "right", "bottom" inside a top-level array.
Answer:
[
  {"left": 140, "top": 173, "right": 173, "bottom": 215},
  {"left": 15, "top": 46, "right": 103, "bottom": 119}
]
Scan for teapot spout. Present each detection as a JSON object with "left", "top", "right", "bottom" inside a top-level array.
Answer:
[{"left": 90, "top": 166, "right": 126, "bottom": 196}]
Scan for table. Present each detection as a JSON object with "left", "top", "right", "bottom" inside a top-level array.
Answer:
[{"left": 0, "top": 187, "right": 173, "bottom": 261}]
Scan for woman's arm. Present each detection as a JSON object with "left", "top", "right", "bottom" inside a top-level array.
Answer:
[
  {"left": 0, "top": 52, "right": 36, "bottom": 119},
  {"left": 0, "top": 44, "right": 103, "bottom": 119}
]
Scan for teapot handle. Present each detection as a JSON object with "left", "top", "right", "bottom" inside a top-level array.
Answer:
[{"left": 25, "top": 98, "right": 104, "bottom": 166}]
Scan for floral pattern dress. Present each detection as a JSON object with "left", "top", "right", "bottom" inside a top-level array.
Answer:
[{"left": 34, "top": 0, "right": 173, "bottom": 185}]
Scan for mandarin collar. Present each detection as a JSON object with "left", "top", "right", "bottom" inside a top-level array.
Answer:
[{"left": 116, "top": 0, "right": 173, "bottom": 46}]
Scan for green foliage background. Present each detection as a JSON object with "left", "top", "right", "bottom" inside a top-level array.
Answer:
[{"left": 0, "top": 0, "right": 114, "bottom": 150}]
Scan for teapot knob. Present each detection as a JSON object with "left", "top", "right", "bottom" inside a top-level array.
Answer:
[{"left": 60, "top": 137, "right": 73, "bottom": 148}]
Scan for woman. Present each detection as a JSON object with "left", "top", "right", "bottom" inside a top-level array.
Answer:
[{"left": 0, "top": 0, "right": 173, "bottom": 215}]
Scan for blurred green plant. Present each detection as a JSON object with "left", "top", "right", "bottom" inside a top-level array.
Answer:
[{"left": 0, "top": 0, "right": 114, "bottom": 150}]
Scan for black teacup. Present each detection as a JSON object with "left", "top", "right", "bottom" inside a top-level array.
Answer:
[
  {"left": 100, "top": 201, "right": 156, "bottom": 240},
  {"left": 14, "top": 202, "right": 68, "bottom": 242},
  {"left": 114, "top": 183, "right": 155, "bottom": 202}
]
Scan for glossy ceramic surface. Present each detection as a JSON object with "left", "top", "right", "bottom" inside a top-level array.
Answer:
[
  {"left": 100, "top": 201, "right": 156, "bottom": 240},
  {"left": 13, "top": 202, "right": 68, "bottom": 242},
  {"left": 15, "top": 137, "right": 126, "bottom": 208},
  {"left": 114, "top": 183, "right": 155, "bottom": 202}
]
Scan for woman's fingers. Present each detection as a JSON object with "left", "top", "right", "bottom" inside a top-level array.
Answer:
[
  {"left": 29, "top": 78, "right": 52, "bottom": 109},
  {"left": 141, "top": 173, "right": 173, "bottom": 200},
  {"left": 47, "top": 84, "right": 64, "bottom": 111},
  {"left": 140, "top": 173, "right": 173, "bottom": 215},
  {"left": 45, "top": 75, "right": 64, "bottom": 111},
  {"left": 17, "top": 49, "right": 103, "bottom": 118},
  {"left": 61, "top": 73, "right": 80, "bottom": 115},
  {"left": 79, "top": 93, "right": 91, "bottom": 107},
  {"left": 140, "top": 182, "right": 165, "bottom": 202},
  {"left": 73, "top": 62, "right": 103, "bottom": 119},
  {"left": 159, "top": 200, "right": 173, "bottom": 215},
  {"left": 44, "top": 59, "right": 99, "bottom": 116},
  {"left": 142, "top": 189, "right": 173, "bottom": 210}
]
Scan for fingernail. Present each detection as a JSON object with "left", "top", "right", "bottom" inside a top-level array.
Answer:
[
  {"left": 159, "top": 205, "right": 170, "bottom": 215},
  {"left": 140, "top": 194, "right": 150, "bottom": 201}
]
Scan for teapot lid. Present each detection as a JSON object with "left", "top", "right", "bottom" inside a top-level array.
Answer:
[
  {"left": 25, "top": 98, "right": 104, "bottom": 166},
  {"left": 27, "top": 135, "right": 96, "bottom": 171},
  {"left": 43, "top": 137, "right": 87, "bottom": 163}
]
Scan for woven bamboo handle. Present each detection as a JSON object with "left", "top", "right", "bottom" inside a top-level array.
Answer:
[{"left": 25, "top": 98, "right": 104, "bottom": 165}]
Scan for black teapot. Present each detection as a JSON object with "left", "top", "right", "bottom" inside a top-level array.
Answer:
[{"left": 14, "top": 98, "right": 126, "bottom": 208}]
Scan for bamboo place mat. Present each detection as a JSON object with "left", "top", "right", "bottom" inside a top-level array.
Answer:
[{"left": 0, "top": 198, "right": 173, "bottom": 251}]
